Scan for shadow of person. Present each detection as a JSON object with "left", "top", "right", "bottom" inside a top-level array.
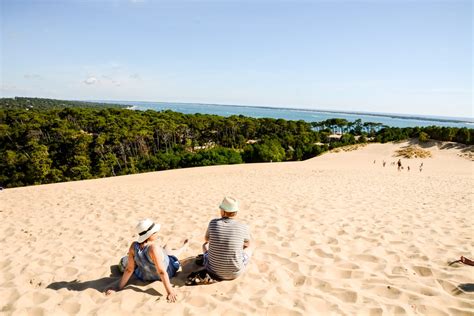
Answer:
[
  {"left": 46, "top": 265, "right": 163, "bottom": 297},
  {"left": 452, "top": 283, "right": 474, "bottom": 295}
]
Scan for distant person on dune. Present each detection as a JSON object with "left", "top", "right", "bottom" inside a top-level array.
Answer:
[
  {"left": 105, "top": 219, "right": 188, "bottom": 302},
  {"left": 202, "top": 197, "right": 253, "bottom": 280},
  {"left": 397, "top": 159, "right": 402, "bottom": 171}
]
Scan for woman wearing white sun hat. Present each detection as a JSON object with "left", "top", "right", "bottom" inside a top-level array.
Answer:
[{"left": 105, "top": 219, "right": 188, "bottom": 302}]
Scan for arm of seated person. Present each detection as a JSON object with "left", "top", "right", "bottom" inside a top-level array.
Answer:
[
  {"left": 243, "top": 227, "right": 251, "bottom": 249},
  {"left": 149, "top": 244, "right": 178, "bottom": 302},
  {"left": 205, "top": 227, "right": 210, "bottom": 243},
  {"left": 106, "top": 244, "right": 135, "bottom": 295}
]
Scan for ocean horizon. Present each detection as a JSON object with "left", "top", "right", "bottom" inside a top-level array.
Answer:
[{"left": 94, "top": 100, "right": 473, "bottom": 129}]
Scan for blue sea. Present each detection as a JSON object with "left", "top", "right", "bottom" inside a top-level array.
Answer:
[{"left": 97, "top": 100, "right": 473, "bottom": 129}]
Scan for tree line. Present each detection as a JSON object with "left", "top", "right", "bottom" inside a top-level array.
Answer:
[{"left": 0, "top": 97, "right": 472, "bottom": 188}]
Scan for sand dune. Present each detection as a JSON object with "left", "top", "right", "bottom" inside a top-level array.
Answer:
[{"left": 1, "top": 141, "right": 473, "bottom": 315}]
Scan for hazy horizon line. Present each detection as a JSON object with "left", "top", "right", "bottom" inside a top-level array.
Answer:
[
  {"left": 89, "top": 98, "right": 474, "bottom": 123},
  {"left": 2, "top": 95, "right": 472, "bottom": 123}
]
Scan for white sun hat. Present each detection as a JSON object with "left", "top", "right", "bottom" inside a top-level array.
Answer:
[
  {"left": 219, "top": 196, "right": 239, "bottom": 213},
  {"left": 136, "top": 219, "right": 161, "bottom": 243}
]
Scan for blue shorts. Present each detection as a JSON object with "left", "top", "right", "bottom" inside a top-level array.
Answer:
[{"left": 167, "top": 255, "right": 180, "bottom": 278}]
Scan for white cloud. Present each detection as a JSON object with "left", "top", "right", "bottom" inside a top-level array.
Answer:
[
  {"left": 83, "top": 77, "right": 98, "bottom": 85},
  {"left": 24, "top": 74, "right": 43, "bottom": 80}
]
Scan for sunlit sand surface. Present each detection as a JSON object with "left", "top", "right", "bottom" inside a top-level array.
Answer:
[{"left": 1, "top": 141, "right": 473, "bottom": 315}]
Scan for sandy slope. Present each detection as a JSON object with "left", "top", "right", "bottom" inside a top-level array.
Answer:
[{"left": 1, "top": 141, "right": 473, "bottom": 315}]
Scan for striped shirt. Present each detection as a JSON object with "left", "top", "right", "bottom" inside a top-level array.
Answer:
[{"left": 205, "top": 217, "right": 250, "bottom": 280}]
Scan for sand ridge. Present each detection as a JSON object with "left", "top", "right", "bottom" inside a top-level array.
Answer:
[{"left": 0, "top": 141, "right": 473, "bottom": 315}]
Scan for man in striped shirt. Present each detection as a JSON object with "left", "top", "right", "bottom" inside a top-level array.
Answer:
[{"left": 203, "top": 196, "right": 252, "bottom": 280}]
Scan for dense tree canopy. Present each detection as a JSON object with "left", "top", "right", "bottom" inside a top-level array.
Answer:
[{"left": 0, "top": 97, "right": 472, "bottom": 188}]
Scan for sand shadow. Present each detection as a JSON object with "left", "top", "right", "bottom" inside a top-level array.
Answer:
[
  {"left": 406, "top": 138, "right": 473, "bottom": 152},
  {"left": 47, "top": 265, "right": 162, "bottom": 297},
  {"left": 172, "top": 255, "right": 225, "bottom": 287},
  {"left": 171, "top": 255, "right": 203, "bottom": 287},
  {"left": 439, "top": 142, "right": 465, "bottom": 150},
  {"left": 48, "top": 257, "right": 207, "bottom": 295},
  {"left": 453, "top": 283, "right": 474, "bottom": 294},
  {"left": 406, "top": 138, "right": 439, "bottom": 149}
]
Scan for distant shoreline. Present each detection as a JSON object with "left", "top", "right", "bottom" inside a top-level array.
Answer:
[{"left": 95, "top": 99, "right": 474, "bottom": 125}]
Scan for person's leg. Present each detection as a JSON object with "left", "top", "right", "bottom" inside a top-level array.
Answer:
[
  {"left": 243, "top": 244, "right": 254, "bottom": 267},
  {"left": 164, "top": 239, "right": 189, "bottom": 258}
]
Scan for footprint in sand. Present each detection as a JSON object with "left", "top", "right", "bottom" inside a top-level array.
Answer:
[
  {"left": 448, "top": 307, "right": 474, "bottom": 315},
  {"left": 17, "top": 291, "right": 50, "bottom": 306},
  {"left": 2, "top": 289, "right": 20, "bottom": 305},
  {"left": 391, "top": 266, "right": 408, "bottom": 275},
  {"left": 413, "top": 265, "right": 433, "bottom": 277},
  {"left": 435, "top": 279, "right": 457, "bottom": 295},
  {"left": 415, "top": 305, "right": 450, "bottom": 315},
  {"left": 314, "top": 248, "right": 333, "bottom": 259},
  {"left": 419, "top": 286, "right": 438, "bottom": 297},
  {"left": 331, "top": 289, "right": 358, "bottom": 303},
  {"left": 0, "top": 259, "right": 12, "bottom": 269},
  {"left": 358, "top": 307, "right": 383, "bottom": 316},
  {"left": 375, "top": 285, "right": 403, "bottom": 299},
  {"left": 221, "top": 308, "right": 246, "bottom": 316},
  {"left": 311, "top": 279, "right": 333, "bottom": 291},
  {"left": 355, "top": 254, "right": 379, "bottom": 262},
  {"left": 257, "top": 262, "right": 269, "bottom": 273},
  {"left": 23, "top": 307, "right": 46, "bottom": 316},
  {"left": 57, "top": 266, "right": 79, "bottom": 277},
  {"left": 266, "top": 306, "right": 303, "bottom": 316},
  {"left": 61, "top": 302, "right": 81, "bottom": 314},
  {"left": 2, "top": 271, "right": 15, "bottom": 282},
  {"left": 336, "top": 262, "right": 360, "bottom": 270},
  {"left": 333, "top": 268, "right": 354, "bottom": 279},
  {"left": 293, "top": 275, "right": 307, "bottom": 287},
  {"left": 187, "top": 295, "right": 207, "bottom": 308},
  {"left": 390, "top": 305, "right": 407, "bottom": 314}
]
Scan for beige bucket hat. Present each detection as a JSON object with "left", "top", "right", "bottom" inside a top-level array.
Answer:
[{"left": 219, "top": 196, "right": 239, "bottom": 213}]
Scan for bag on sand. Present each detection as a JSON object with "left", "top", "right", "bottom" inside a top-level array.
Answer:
[
  {"left": 195, "top": 254, "right": 204, "bottom": 266},
  {"left": 118, "top": 256, "right": 128, "bottom": 273},
  {"left": 185, "top": 269, "right": 221, "bottom": 286}
]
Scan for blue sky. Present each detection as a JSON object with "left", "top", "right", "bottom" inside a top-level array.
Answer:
[{"left": 1, "top": 0, "right": 472, "bottom": 117}]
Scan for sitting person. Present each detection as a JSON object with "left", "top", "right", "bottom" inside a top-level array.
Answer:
[
  {"left": 105, "top": 219, "right": 188, "bottom": 302},
  {"left": 202, "top": 197, "right": 252, "bottom": 280}
]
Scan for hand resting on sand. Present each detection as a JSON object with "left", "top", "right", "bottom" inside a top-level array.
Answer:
[
  {"left": 104, "top": 287, "right": 178, "bottom": 302},
  {"left": 105, "top": 289, "right": 117, "bottom": 296},
  {"left": 166, "top": 290, "right": 178, "bottom": 302}
]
